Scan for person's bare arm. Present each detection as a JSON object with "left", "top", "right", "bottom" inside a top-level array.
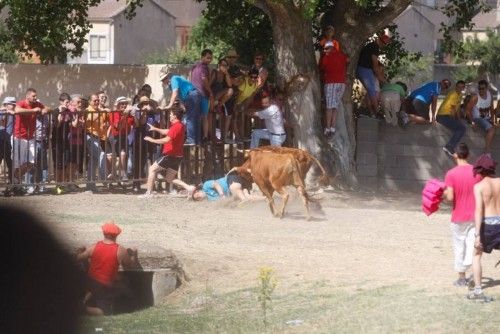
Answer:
[
  {"left": 443, "top": 186, "right": 454, "bottom": 202},
  {"left": 76, "top": 244, "right": 95, "bottom": 262},
  {"left": 144, "top": 135, "right": 171, "bottom": 145},
  {"left": 117, "top": 246, "right": 138, "bottom": 270},
  {"left": 211, "top": 181, "right": 226, "bottom": 198},
  {"left": 371, "top": 55, "right": 385, "bottom": 83},
  {"left": 430, "top": 95, "right": 438, "bottom": 123},
  {"left": 15, "top": 106, "right": 40, "bottom": 114},
  {"left": 165, "top": 89, "right": 179, "bottom": 109},
  {"left": 465, "top": 95, "right": 478, "bottom": 122},
  {"left": 474, "top": 184, "right": 484, "bottom": 250},
  {"left": 147, "top": 123, "right": 169, "bottom": 136}
]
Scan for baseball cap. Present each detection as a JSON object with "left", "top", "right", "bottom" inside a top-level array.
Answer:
[
  {"left": 159, "top": 65, "right": 174, "bottom": 81},
  {"left": 324, "top": 41, "right": 334, "bottom": 48},
  {"left": 115, "top": 96, "right": 129, "bottom": 105},
  {"left": 102, "top": 221, "right": 122, "bottom": 236},
  {"left": 2, "top": 96, "right": 16, "bottom": 105},
  {"left": 380, "top": 34, "right": 391, "bottom": 45}
]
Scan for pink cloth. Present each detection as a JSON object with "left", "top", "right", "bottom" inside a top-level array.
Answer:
[
  {"left": 444, "top": 164, "right": 481, "bottom": 223},
  {"left": 422, "top": 179, "right": 446, "bottom": 216}
]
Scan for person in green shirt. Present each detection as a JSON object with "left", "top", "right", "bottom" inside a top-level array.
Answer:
[
  {"left": 436, "top": 80, "right": 466, "bottom": 157},
  {"left": 380, "top": 81, "right": 407, "bottom": 126}
]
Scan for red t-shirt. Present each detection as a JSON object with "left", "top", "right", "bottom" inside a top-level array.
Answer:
[
  {"left": 163, "top": 121, "right": 185, "bottom": 157},
  {"left": 14, "top": 99, "right": 45, "bottom": 139},
  {"left": 444, "top": 164, "right": 481, "bottom": 223},
  {"left": 88, "top": 241, "right": 119, "bottom": 286},
  {"left": 319, "top": 50, "right": 348, "bottom": 84},
  {"left": 109, "top": 111, "right": 134, "bottom": 136}
]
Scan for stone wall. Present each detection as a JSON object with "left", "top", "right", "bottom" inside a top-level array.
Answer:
[{"left": 356, "top": 117, "right": 500, "bottom": 191}]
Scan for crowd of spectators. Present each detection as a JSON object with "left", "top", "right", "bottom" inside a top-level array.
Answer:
[{"left": 0, "top": 48, "right": 286, "bottom": 197}]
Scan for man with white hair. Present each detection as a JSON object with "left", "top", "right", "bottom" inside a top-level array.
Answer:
[{"left": 0, "top": 97, "right": 15, "bottom": 191}]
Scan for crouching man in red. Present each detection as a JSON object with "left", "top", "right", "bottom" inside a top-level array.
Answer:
[{"left": 76, "top": 221, "right": 138, "bottom": 315}]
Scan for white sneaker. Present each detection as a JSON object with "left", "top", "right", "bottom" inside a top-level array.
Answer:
[
  {"left": 138, "top": 192, "right": 153, "bottom": 199},
  {"left": 324, "top": 128, "right": 331, "bottom": 136},
  {"left": 330, "top": 127, "right": 336, "bottom": 134}
]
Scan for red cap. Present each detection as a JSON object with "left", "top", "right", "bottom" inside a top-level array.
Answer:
[
  {"left": 473, "top": 154, "right": 497, "bottom": 176},
  {"left": 380, "top": 34, "right": 391, "bottom": 45},
  {"left": 101, "top": 221, "right": 122, "bottom": 236}
]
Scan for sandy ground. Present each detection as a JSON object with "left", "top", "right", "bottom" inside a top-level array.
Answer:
[{"left": 2, "top": 188, "right": 500, "bottom": 297}]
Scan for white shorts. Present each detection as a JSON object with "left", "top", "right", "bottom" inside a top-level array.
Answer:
[
  {"left": 324, "top": 83, "right": 345, "bottom": 109},
  {"left": 12, "top": 138, "right": 36, "bottom": 169},
  {"left": 450, "top": 222, "right": 475, "bottom": 273}
]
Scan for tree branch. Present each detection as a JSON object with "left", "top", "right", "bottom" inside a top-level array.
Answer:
[{"left": 361, "top": 0, "right": 414, "bottom": 33}]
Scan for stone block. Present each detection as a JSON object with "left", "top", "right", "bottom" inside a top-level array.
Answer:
[
  {"left": 357, "top": 164, "right": 377, "bottom": 177},
  {"left": 357, "top": 140, "right": 377, "bottom": 154},
  {"left": 357, "top": 130, "right": 378, "bottom": 142},
  {"left": 357, "top": 117, "right": 379, "bottom": 132},
  {"left": 356, "top": 152, "right": 377, "bottom": 165}
]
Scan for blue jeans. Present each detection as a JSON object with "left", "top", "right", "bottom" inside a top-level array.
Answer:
[
  {"left": 250, "top": 129, "right": 286, "bottom": 149},
  {"left": 86, "top": 135, "right": 106, "bottom": 188},
  {"left": 183, "top": 89, "right": 202, "bottom": 144},
  {"left": 436, "top": 115, "right": 466, "bottom": 152}
]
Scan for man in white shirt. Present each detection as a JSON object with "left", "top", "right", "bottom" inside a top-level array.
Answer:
[
  {"left": 464, "top": 80, "right": 495, "bottom": 152},
  {"left": 249, "top": 93, "right": 286, "bottom": 149}
]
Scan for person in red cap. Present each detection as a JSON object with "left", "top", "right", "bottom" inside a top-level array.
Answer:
[
  {"left": 469, "top": 153, "right": 499, "bottom": 302},
  {"left": 76, "top": 220, "right": 138, "bottom": 315}
]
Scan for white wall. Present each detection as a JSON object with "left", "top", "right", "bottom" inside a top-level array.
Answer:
[{"left": 0, "top": 63, "right": 190, "bottom": 109}]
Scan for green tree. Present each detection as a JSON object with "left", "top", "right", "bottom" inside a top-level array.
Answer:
[
  {"left": 0, "top": 23, "right": 17, "bottom": 63},
  {"left": 0, "top": 0, "right": 142, "bottom": 64},
  {"left": 454, "top": 30, "right": 500, "bottom": 84},
  {"left": 195, "top": 0, "right": 490, "bottom": 183}
]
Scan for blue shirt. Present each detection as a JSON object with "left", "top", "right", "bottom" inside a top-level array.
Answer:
[
  {"left": 202, "top": 177, "right": 230, "bottom": 201},
  {"left": 170, "top": 75, "right": 195, "bottom": 101},
  {"left": 409, "top": 81, "right": 440, "bottom": 104},
  {"left": 0, "top": 112, "right": 14, "bottom": 136}
]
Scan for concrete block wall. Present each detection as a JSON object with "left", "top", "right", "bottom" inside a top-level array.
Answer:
[{"left": 356, "top": 118, "right": 500, "bottom": 191}]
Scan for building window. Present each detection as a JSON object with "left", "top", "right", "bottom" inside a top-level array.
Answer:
[{"left": 89, "top": 35, "right": 107, "bottom": 60}]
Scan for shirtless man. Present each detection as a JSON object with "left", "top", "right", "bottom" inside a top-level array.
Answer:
[{"left": 470, "top": 154, "right": 500, "bottom": 302}]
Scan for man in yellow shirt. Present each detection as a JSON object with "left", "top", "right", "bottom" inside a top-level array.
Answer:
[
  {"left": 85, "top": 93, "right": 109, "bottom": 192},
  {"left": 436, "top": 80, "right": 466, "bottom": 157}
]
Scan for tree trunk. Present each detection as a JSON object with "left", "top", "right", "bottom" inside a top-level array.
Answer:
[{"left": 255, "top": 2, "right": 346, "bottom": 184}]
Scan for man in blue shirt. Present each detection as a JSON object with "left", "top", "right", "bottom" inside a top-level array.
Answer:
[
  {"left": 405, "top": 79, "right": 451, "bottom": 124},
  {"left": 160, "top": 65, "right": 202, "bottom": 144}
]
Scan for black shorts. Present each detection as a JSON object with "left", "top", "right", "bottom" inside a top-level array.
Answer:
[
  {"left": 112, "top": 135, "right": 128, "bottom": 153},
  {"left": 226, "top": 171, "right": 252, "bottom": 191},
  {"left": 405, "top": 97, "right": 429, "bottom": 120},
  {"left": 87, "top": 278, "right": 115, "bottom": 315},
  {"left": 481, "top": 222, "right": 500, "bottom": 254},
  {"left": 156, "top": 155, "right": 182, "bottom": 171}
]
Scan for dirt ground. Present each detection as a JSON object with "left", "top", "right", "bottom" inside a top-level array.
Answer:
[{"left": 3, "top": 188, "right": 500, "bottom": 297}]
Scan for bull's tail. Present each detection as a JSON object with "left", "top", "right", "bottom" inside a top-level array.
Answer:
[{"left": 309, "top": 154, "right": 330, "bottom": 186}]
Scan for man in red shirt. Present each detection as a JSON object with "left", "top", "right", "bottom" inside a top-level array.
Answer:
[
  {"left": 13, "top": 88, "right": 49, "bottom": 184},
  {"left": 139, "top": 105, "right": 185, "bottom": 198},
  {"left": 443, "top": 143, "right": 481, "bottom": 287},
  {"left": 319, "top": 41, "right": 349, "bottom": 136},
  {"left": 76, "top": 221, "right": 138, "bottom": 315}
]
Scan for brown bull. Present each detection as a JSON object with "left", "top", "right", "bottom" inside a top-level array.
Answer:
[
  {"left": 250, "top": 146, "right": 329, "bottom": 185},
  {"left": 233, "top": 150, "right": 310, "bottom": 219}
]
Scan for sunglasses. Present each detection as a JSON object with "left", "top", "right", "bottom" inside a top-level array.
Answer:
[
  {"left": 255, "top": 57, "right": 263, "bottom": 60},
  {"left": 227, "top": 56, "right": 237, "bottom": 59}
]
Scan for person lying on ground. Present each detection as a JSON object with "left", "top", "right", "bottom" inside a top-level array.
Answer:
[{"left": 172, "top": 172, "right": 263, "bottom": 203}]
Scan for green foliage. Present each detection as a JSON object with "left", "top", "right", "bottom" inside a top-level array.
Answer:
[
  {"left": 0, "top": 23, "right": 17, "bottom": 63},
  {"left": 1, "top": 0, "right": 143, "bottom": 63},
  {"left": 142, "top": 16, "right": 231, "bottom": 65},
  {"left": 456, "top": 30, "right": 500, "bottom": 77},
  {"left": 257, "top": 267, "right": 277, "bottom": 328},
  {"left": 195, "top": 0, "right": 274, "bottom": 66},
  {"left": 383, "top": 24, "right": 423, "bottom": 81},
  {"left": 439, "top": 0, "right": 492, "bottom": 57},
  {"left": 451, "top": 65, "right": 479, "bottom": 83},
  {"left": 390, "top": 54, "right": 433, "bottom": 88}
]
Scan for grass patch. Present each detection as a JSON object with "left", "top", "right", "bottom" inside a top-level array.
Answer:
[{"left": 80, "top": 282, "right": 500, "bottom": 333}]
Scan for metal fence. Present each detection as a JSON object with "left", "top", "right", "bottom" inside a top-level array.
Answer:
[{"left": 0, "top": 108, "right": 250, "bottom": 194}]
